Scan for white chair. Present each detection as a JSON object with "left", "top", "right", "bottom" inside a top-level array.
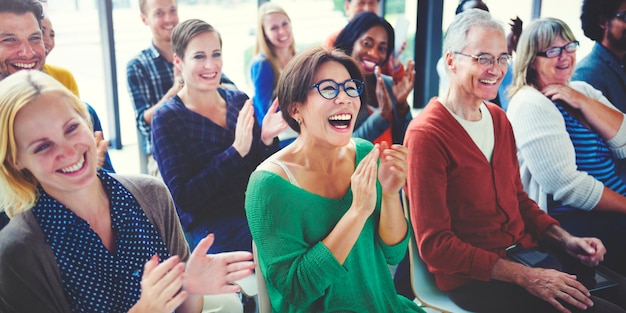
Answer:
[
  {"left": 402, "top": 191, "right": 473, "bottom": 313},
  {"left": 252, "top": 241, "right": 271, "bottom": 313},
  {"left": 201, "top": 294, "right": 243, "bottom": 313}
]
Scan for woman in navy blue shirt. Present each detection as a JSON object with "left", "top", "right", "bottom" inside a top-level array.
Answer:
[
  {"left": 0, "top": 70, "right": 255, "bottom": 313},
  {"left": 152, "top": 19, "right": 286, "bottom": 254}
]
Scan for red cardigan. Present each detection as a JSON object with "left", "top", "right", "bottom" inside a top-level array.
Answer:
[{"left": 404, "top": 98, "right": 558, "bottom": 291}]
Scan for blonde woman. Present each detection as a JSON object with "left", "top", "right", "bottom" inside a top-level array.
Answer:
[
  {"left": 0, "top": 70, "right": 254, "bottom": 313},
  {"left": 250, "top": 2, "right": 297, "bottom": 146}
]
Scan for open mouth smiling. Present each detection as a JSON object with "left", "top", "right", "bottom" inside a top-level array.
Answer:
[{"left": 328, "top": 113, "right": 352, "bottom": 129}]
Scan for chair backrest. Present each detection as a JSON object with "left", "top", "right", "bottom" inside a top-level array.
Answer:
[
  {"left": 402, "top": 190, "right": 473, "bottom": 313},
  {"left": 253, "top": 241, "right": 272, "bottom": 313}
]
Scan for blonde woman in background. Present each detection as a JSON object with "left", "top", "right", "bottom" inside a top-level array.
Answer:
[{"left": 250, "top": 2, "right": 297, "bottom": 147}]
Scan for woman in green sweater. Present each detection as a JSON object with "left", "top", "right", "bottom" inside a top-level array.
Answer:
[{"left": 245, "top": 47, "right": 423, "bottom": 312}]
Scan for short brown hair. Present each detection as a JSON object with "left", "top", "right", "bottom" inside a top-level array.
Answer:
[
  {"left": 277, "top": 47, "right": 364, "bottom": 133},
  {"left": 171, "top": 18, "right": 221, "bottom": 59}
]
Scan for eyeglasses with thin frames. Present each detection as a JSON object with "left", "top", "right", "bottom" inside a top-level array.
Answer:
[
  {"left": 453, "top": 52, "right": 512, "bottom": 67},
  {"left": 535, "top": 41, "right": 579, "bottom": 58},
  {"left": 310, "top": 79, "right": 364, "bottom": 100}
]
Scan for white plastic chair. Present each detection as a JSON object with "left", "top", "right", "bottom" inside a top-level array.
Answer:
[
  {"left": 252, "top": 241, "right": 271, "bottom": 313},
  {"left": 402, "top": 190, "right": 473, "bottom": 313}
]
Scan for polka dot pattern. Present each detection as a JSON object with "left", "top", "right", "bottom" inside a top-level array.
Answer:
[{"left": 32, "top": 170, "right": 170, "bottom": 313}]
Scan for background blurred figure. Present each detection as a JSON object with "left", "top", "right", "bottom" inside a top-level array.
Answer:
[
  {"left": 507, "top": 17, "right": 626, "bottom": 276},
  {"left": 0, "top": 70, "right": 254, "bottom": 313},
  {"left": 333, "top": 11, "right": 414, "bottom": 145},
  {"left": 245, "top": 46, "right": 424, "bottom": 313},
  {"left": 250, "top": 2, "right": 297, "bottom": 147},
  {"left": 323, "top": 0, "right": 408, "bottom": 82},
  {"left": 151, "top": 19, "right": 285, "bottom": 255},
  {"left": 405, "top": 9, "right": 626, "bottom": 312},
  {"left": 573, "top": 0, "right": 626, "bottom": 113}
]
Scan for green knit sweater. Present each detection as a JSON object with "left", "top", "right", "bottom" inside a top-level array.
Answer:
[{"left": 245, "top": 138, "right": 424, "bottom": 312}]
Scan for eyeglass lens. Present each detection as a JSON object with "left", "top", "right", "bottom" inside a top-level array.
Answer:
[
  {"left": 544, "top": 42, "right": 579, "bottom": 58},
  {"left": 316, "top": 79, "right": 362, "bottom": 99}
]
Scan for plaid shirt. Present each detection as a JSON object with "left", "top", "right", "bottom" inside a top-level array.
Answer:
[
  {"left": 152, "top": 89, "right": 278, "bottom": 231},
  {"left": 126, "top": 43, "right": 174, "bottom": 155}
]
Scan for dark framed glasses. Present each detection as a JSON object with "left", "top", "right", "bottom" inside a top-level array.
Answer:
[
  {"left": 310, "top": 79, "right": 364, "bottom": 100},
  {"left": 615, "top": 11, "right": 626, "bottom": 22},
  {"left": 453, "top": 52, "right": 512, "bottom": 67},
  {"left": 536, "top": 41, "right": 579, "bottom": 58}
]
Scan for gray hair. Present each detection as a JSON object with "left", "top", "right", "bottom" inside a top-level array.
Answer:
[
  {"left": 443, "top": 8, "right": 505, "bottom": 55},
  {"left": 509, "top": 17, "right": 577, "bottom": 96}
]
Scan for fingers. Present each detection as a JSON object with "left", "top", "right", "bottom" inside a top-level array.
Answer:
[
  {"left": 191, "top": 233, "right": 215, "bottom": 257},
  {"left": 268, "top": 97, "right": 280, "bottom": 113}
]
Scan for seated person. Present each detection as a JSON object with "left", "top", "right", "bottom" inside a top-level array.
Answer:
[
  {"left": 333, "top": 11, "right": 414, "bottom": 144},
  {"left": 0, "top": 70, "right": 254, "bottom": 312},
  {"left": 507, "top": 17, "right": 626, "bottom": 276},
  {"left": 405, "top": 9, "right": 626, "bottom": 313},
  {"left": 323, "top": 0, "right": 406, "bottom": 82},
  {"left": 245, "top": 46, "right": 425, "bottom": 312},
  {"left": 151, "top": 19, "right": 285, "bottom": 253},
  {"left": 250, "top": 2, "right": 298, "bottom": 147}
]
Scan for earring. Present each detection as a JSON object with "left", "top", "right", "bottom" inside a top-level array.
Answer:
[{"left": 296, "top": 118, "right": 301, "bottom": 125}]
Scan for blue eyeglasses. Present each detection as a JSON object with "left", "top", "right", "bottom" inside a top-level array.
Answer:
[
  {"left": 310, "top": 79, "right": 364, "bottom": 100},
  {"left": 536, "top": 41, "right": 579, "bottom": 58}
]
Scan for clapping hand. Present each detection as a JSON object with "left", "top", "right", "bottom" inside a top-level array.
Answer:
[
  {"left": 377, "top": 141, "right": 408, "bottom": 196},
  {"left": 350, "top": 144, "right": 380, "bottom": 216},
  {"left": 260, "top": 98, "right": 288, "bottom": 145},
  {"left": 94, "top": 131, "right": 109, "bottom": 168},
  {"left": 131, "top": 255, "right": 188, "bottom": 313},
  {"left": 183, "top": 233, "right": 255, "bottom": 295},
  {"left": 232, "top": 100, "right": 256, "bottom": 157},
  {"left": 391, "top": 59, "right": 415, "bottom": 111}
]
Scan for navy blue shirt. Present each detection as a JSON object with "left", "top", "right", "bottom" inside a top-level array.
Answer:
[{"left": 32, "top": 170, "right": 169, "bottom": 312}]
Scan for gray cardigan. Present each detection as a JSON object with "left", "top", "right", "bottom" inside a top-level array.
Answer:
[{"left": 0, "top": 174, "right": 190, "bottom": 313}]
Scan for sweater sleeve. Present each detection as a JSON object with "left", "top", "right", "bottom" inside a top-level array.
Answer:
[
  {"left": 571, "top": 81, "right": 626, "bottom": 158},
  {"left": 507, "top": 86, "right": 604, "bottom": 211}
]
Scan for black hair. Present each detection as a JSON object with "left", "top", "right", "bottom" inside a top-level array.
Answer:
[
  {"left": 0, "top": 0, "right": 44, "bottom": 25},
  {"left": 333, "top": 11, "right": 394, "bottom": 65},
  {"left": 581, "top": 0, "right": 625, "bottom": 41},
  {"left": 455, "top": 0, "right": 489, "bottom": 15}
]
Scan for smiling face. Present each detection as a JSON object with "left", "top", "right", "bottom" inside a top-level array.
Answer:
[
  {"left": 351, "top": 25, "right": 388, "bottom": 74},
  {"left": 262, "top": 12, "right": 293, "bottom": 50},
  {"left": 295, "top": 61, "right": 360, "bottom": 146},
  {"left": 532, "top": 36, "right": 575, "bottom": 89},
  {"left": 41, "top": 16, "right": 55, "bottom": 56},
  {"left": 13, "top": 91, "right": 97, "bottom": 197},
  {"left": 0, "top": 12, "right": 45, "bottom": 80},
  {"left": 141, "top": 0, "right": 179, "bottom": 43},
  {"left": 448, "top": 26, "right": 507, "bottom": 102},
  {"left": 175, "top": 31, "right": 222, "bottom": 92}
]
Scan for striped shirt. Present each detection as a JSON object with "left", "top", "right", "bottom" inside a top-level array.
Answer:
[{"left": 549, "top": 102, "right": 626, "bottom": 214}]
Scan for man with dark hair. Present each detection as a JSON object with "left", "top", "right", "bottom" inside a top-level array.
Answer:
[
  {"left": 573, "top": 0, "right": 626, "bottom": 112},
  {"left": 0, "top": 0, "right": 114, "bottom": 229}
]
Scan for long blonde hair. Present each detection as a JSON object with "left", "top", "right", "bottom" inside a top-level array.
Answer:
[
  {"left": 253, "top": 2, "right": 296, "bottom": 88},
  {"left": 0, "top": 70, "right": 91, "bottom": 218}
]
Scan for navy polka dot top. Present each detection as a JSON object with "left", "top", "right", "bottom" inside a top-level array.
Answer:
[{"left": 31, "top": 170, "right": 171, "bottom": 313}]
